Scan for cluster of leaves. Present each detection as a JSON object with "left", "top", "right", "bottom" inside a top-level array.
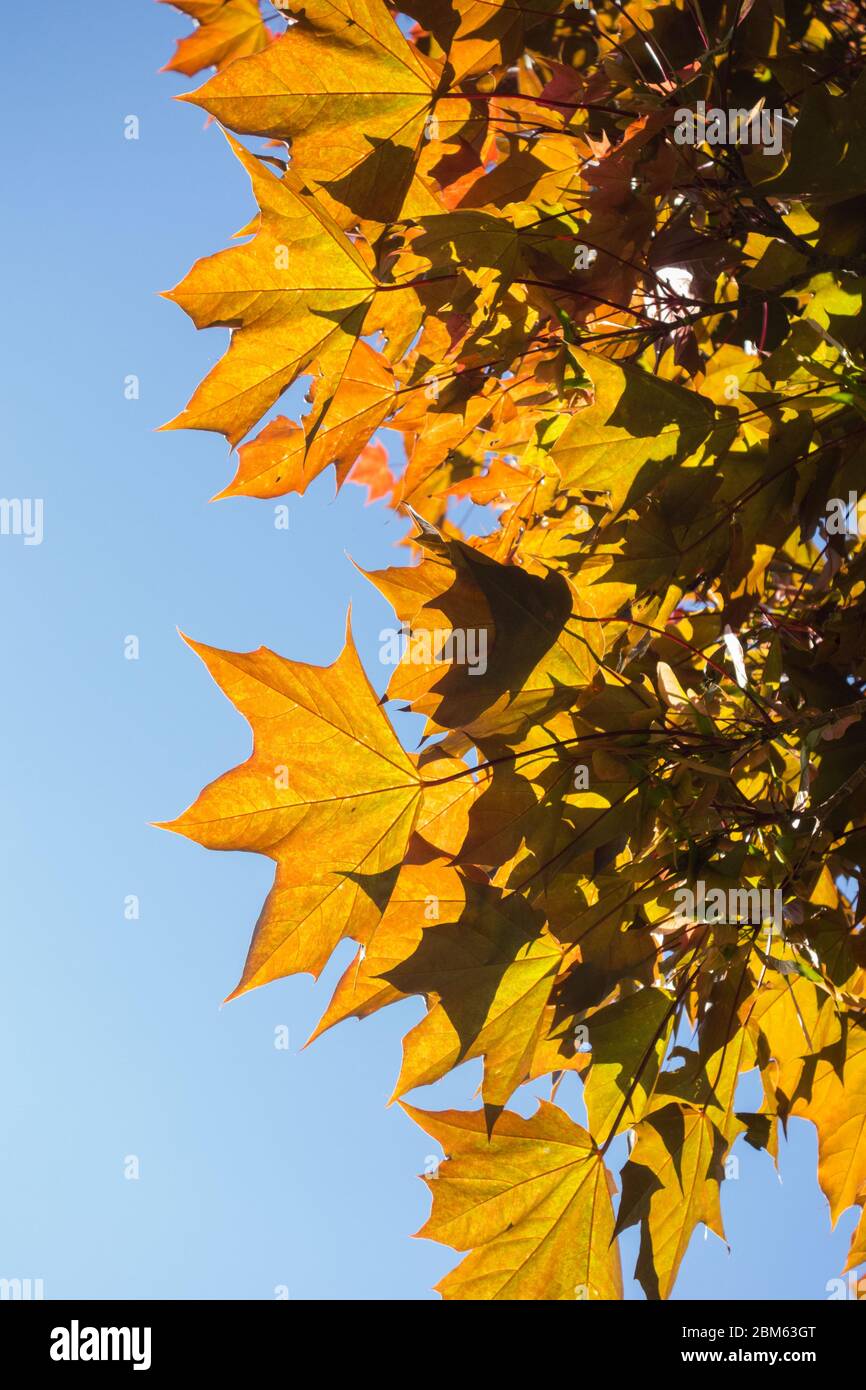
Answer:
[{"left": 159, "top": 0, "right": 866, "bottom": 1298}]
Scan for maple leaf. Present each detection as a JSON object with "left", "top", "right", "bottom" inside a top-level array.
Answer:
[
  {"left": 793, "top": 1019, "right": 866, "bottom": 1225},
  {"left": 615, "top": 1104, "right": 728, "bottom": 1301},
  {"left": 158, "top": 0, "right": 866, "bottom": 1301},
  {"left": 401, "top": 0, "right": 564, "bottom": 83},
  {"left": 844, "top": 1203, "right": 866, "bottom": 1277},
  {"left": 405, "top": 1101, "right": 623, "bottom": 1300},
  {"left": 583, "top": 987, "right": 674, "bottom": 1142},
  {"left": 218, "top": 340, "right": 395, "bottom": 498},
  {"left": 756, "top": 71, "right": 866, "bottom": 204},
  {"left": 364, "top": 525, "right": 600, "bottom": 740},
  {"left": 550, "top": 346, "right": 721, "bottom": 514},
  {"left": 179, "top": 0, "right": 439, "bottom": 223},
  {"left": 161, "top": 0, "right": 272, "bottom": 77},
  {"left": 163, "top": 135, "right": 379, "bottom": 446},
  {"left": 308, "top": 861, "right": 471, "bottom": 1041},
  {"left": 386, "top": 879, "right": 561, "bottom": 1112},
  {"left": 158, "top": 620, "right": 423, "bottom": 991},
  {"left": 346, "top": 438, "right": 397, "bottom": 504}
]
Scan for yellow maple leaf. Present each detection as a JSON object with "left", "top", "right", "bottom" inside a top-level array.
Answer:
[
  {"left": 180, "top": 0, "right": 438, "bottom": 222},
  {"left": 162, "top": 134, "right": 377, "bottom": 445},
  {"left": 615, "top": 1103, "right": 727, "bottom": 1300},
  {"left": 794, "top": 1020, "right": 866, "bottom": 1225},
  {"left": 405, "top": 1100, "right": 623, "bottom": 1300},
  {"left": 551, "top": 347, "right": 720, "bottom": 514},
  {"left": 161, "top": 0, "right": 272, "bottom": 78},
  {"left": 583, "top": 987, "right": 674, "bottom": 1142},
  {"left": 365, "top": 526, "right": 600, "bottom": 740},
  {"left": 158, "top": 619, "right": 422, "bottom": 993},
  {"left": 217, "top": 340, "right": 395, "bottom": 499},
  {"left": 387, "top": 881, "right": 561, "bottom": 1109},
  {"left": 843, "top": 1202, "right": 866, "bottom": 1276},
  {"left": 308, "top": 861, "right": 471, "bottom": 1041}
]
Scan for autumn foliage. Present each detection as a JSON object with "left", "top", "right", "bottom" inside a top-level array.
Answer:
[{"left": 158, "top": 0, "right": 866, "bottom": 1299}]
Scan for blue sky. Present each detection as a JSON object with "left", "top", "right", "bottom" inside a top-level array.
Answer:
[{"left": 0, "top": 0, "right": 859, "bottom": 1300}]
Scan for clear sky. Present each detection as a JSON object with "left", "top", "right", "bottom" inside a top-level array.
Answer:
[{"left": 0, "top": 0, "right": 859, "bottom": 1301}]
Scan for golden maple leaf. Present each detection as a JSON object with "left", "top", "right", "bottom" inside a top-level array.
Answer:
[{"left": 161, "top": 0, "right": 272, "bottom": 78}]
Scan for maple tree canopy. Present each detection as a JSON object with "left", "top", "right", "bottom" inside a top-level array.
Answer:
[{"left": 159, "top": 0, "right": 866, "bottom": 1299}]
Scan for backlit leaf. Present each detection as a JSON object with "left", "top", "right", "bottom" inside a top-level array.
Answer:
[{"left": 406, "top": 1101, "right": 623, "bottom": 1300}]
